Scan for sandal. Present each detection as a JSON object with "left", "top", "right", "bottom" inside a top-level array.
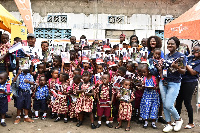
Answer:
[
  {"left": 115, "top": 125, "right": 122, "bottom": 129},
  {"left": 125, "top": 127, "right": 130, "bottom": 131},
  {"left": 184, "top": 124, "right": 195, "bottom": 129}
]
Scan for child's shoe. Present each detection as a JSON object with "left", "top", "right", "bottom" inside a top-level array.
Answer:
[
  {"left": 76, "top": 121, "right": 82, "bottom": 127},
  {"left": 41, "top": 116, "right": 46, "bottom": 120},
  {"left": 64, "top": 118, "right": 68, "bottom": 123},
  {"left": 54, "top": 117, "right": 60, "bottom": 122},
  {"left": 96, "top": 123, "right": 101, "bottom": 128},
  {"left": 32, "top": 116, "right": 39, "bottom": 119},
  {"left": 91, "top": 123, "right": 96, "bottom": 129},
  {"left": 14, "top": 118, "right": 21, "bottom": 124},
  {"left": 24, "top": 117, "right": 34, "bottom": 123},
  {"left": 106, "top": 123, "right": 113, "bottom": 128},
  {"left": 1, "top": 122, "right": 6, "bottom": 127}
]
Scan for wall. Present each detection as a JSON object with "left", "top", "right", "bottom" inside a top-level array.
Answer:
[{"left": 0, "top": 0, "right": 198, "bottom": 48}]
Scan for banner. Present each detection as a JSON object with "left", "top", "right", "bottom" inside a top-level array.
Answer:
[
  {"left": 11, "top": 24, "right": 27, "bottom": 45},
  {"left": 14, "top": 0, "right": 34, "bottom": 33}
]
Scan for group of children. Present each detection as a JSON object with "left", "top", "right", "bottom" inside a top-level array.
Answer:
[{"left": 0, "top": 33, "right": 173, "bottom": 131}]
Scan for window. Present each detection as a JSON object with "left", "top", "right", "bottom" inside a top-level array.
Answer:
[{"left": 34, "top": 28, "right": 71, "bottom": 39}]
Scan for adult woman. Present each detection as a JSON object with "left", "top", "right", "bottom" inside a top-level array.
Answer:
[
  {"left": 147, "top": 36, "right": 164, "bottom": 59},
  {"left": 130, "top": 35, "right": 139, "bottom": 45},
  {"left": 159, "top": 36, "right": 186, "bottom": 132},
  {"left": 175, "top": 44, "right": 200, "bottom": 129}
]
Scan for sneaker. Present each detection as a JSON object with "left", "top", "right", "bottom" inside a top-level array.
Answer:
[
  {"left": 41, "top": 116, "right": 46, "bottom": 120},
  {"left": 32, "top": 116, "right": 39, "bottom": 119},
  {"left": 106, "top": 123, "right": 113, "bottom": 128},
  {"left": 91, "top": 123, "right": 96, "bottom": 129},
  {"left": 14, "top": 118, "right": 21, "bottom": 124},
  {"left": 1, "top": 122, "right": 6, "bottom": 127},
  {"left": 174, "top": 119, "right": 183, "bottom": 132},
  {"left": 158, "top": 117, "right": 167, "bottom": 124},
  {"left": 163, "top": 124, "right": 173, "bottom": 132},
  {"left": 54, "top": 117, "right": 60, "bottom": 122},
  {"left": 24, "top": 117, "right": 34, "bottom": 123},
  {"left": 171, "top": 122, "right": 176, "bottom": 126},
  {"left": 151, "top": 123, "right": 157, "bottom": 129}
]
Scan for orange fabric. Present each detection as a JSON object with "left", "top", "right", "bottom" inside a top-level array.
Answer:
[
  {"left": 14, "top": 0, "right": 34, "bottom": 33},
  {"left": 164, "top": 1, "right": 200, "bottom": 40}
]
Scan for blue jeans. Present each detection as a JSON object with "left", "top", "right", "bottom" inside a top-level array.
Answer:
[{"left": 159, "top": 81, "right": 181, "bottom": 122}]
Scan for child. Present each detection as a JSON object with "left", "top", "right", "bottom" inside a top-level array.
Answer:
[
  {"left": 148, "top": 48, "right": 164, "bottom": 79},
  {"left": 115, "top": 79, "right": 135, "bottom": 131},
  {"left": 53, "top": 55, "right": 61, "bottom": 73},
  {"left": 54, "top": 73, "right": 71, "bottom": 123},
  {"left": 140, "top": 64, "right": 160, "bottom": 129},
  {"left": 32, "top": 76, "right": 49, "bottom": 120},
  {"left": 75, "top": 71, "right": 96, "bottom": 129},
  {"left": 13, "top": 69, "right": 35, "bottom": 124},
  {"left": 96, "top": 74, "right": 114, "bottom": 128},
  {"left": 32, "top": 63, "right": 46, "bottom": 85},
  {"left": 0, "top": 72, "right": 11, "bottom": 127},
  {"left": 69, "top": 75, "right": 81, "bottom": 122},
  {"left": 48, "top": 68, "right": 60, "bottom": 119},
  {"left": 61, "top": 62, "right": 73, "bottom": 80},
  {"left": 133, "top": 63, "right": 144, "bottom": 123}
]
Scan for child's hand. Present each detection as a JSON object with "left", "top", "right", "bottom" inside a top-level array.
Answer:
[
  {"left": 108, "top": 101, "right": 112, "bottom": 105},
  {"left": 24, "top": 79, "right": 30, "bottom": 83},
  {"left": 171, "top": 61, "right": 179, "bottom": 69},
  {"left": 62, "top": 60, "right": 64, "bottom": 66}
]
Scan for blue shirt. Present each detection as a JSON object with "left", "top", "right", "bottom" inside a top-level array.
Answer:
[
  {"left": 35, "top": 85, "right": 49, "bottom": 100},
  {"left": 182, "top": 56, "right": 200, "bottom": 82},
  {"left": 18, "top": 73, "right": 34, "bottom": 91},
  {"left": 164, "top": 52, "right": 186, "bottom": 83},
  {"left": 0, "top": 82, "right": 12, "bottom": 98}
]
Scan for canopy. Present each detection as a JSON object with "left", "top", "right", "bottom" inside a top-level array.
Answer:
[
  {"left": 0, "top": 4, "right": 21, "bottom": 33},
  {"left": 164, "top": 1, "right": 200, "bottom": 40}
]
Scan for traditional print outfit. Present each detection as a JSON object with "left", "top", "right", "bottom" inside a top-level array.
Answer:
[
  {"left": 48, "top": 78, "right": 60, "bottom": 110},
  {"left": 53, "top": 82, "right": 70, "bottom": 114},
  {"left": 140, "top": 76, "right": 160, "bottom": 120},
  {"left": 117, "top": 90, "right": 135, "bottom": 121},
  {"left": 75, "top": 82, "right": 93, "bottom": 113},
  {"left": 33, "top": 85, "right": 49, "bottom": 111},
  {"left": 69, "top": 83, "right": 79, "bottom": 118},
  {"left": 134, "top": 74, "right": 144, "bottom": 109},
  {"left": 96, "top": 85, "right": 115, "bottom": 117}
]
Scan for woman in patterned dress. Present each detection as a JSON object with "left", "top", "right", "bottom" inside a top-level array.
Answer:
[
  {"left": 75, "top": 71, "right": 96, "bottom": 129},
  {"left": 115, "top": 79, "right": 135, "bottom": 131},
  {"left": 140, "top": 64, "right": 160, "bottom": 129},
  {"left": 54, "top": 73, "right": 71, "bottom": 123}
]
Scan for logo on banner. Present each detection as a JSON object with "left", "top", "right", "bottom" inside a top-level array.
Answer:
[{"left": 171, "top": 24, "right": 188, "bottom": 33}]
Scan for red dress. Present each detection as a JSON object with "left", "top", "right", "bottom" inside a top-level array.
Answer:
[
  {"left": 117, "top": 91, "right": 135, "bottom": 121},
  {"left": 48, "top": 78, "right": 60, "bottom": 111},
  {"left": 75, "top": 82, "right": 93, "bottom": 113},
  {"left": 69, "top": 83, "right": 79, "bottom": 118},
  {"left": 53, "top": 82, "right": 70, "bottom": 114}
]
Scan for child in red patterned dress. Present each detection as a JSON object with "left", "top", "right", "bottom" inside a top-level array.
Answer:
[
  {"left": 48, "top": 68, "right": 60, "bottom": 119},
  {"left": 54, "top": 73, "right": 71, "bottom": 123},
  {"left": 96, "top": 74, "right": 114, "bottom": 128},
  {"left": 115, "top": 79, "right": 135, "bottom": 131},
  {"left": 69, "top": 74, "right": 81, "bottom": 122},
  {"left": 75, "top": 71, "right": 96, "bottom": 129}
]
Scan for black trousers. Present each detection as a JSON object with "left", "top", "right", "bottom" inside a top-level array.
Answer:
[{"left": 175, "top": 81, "right": 198, "bottom": 124}]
